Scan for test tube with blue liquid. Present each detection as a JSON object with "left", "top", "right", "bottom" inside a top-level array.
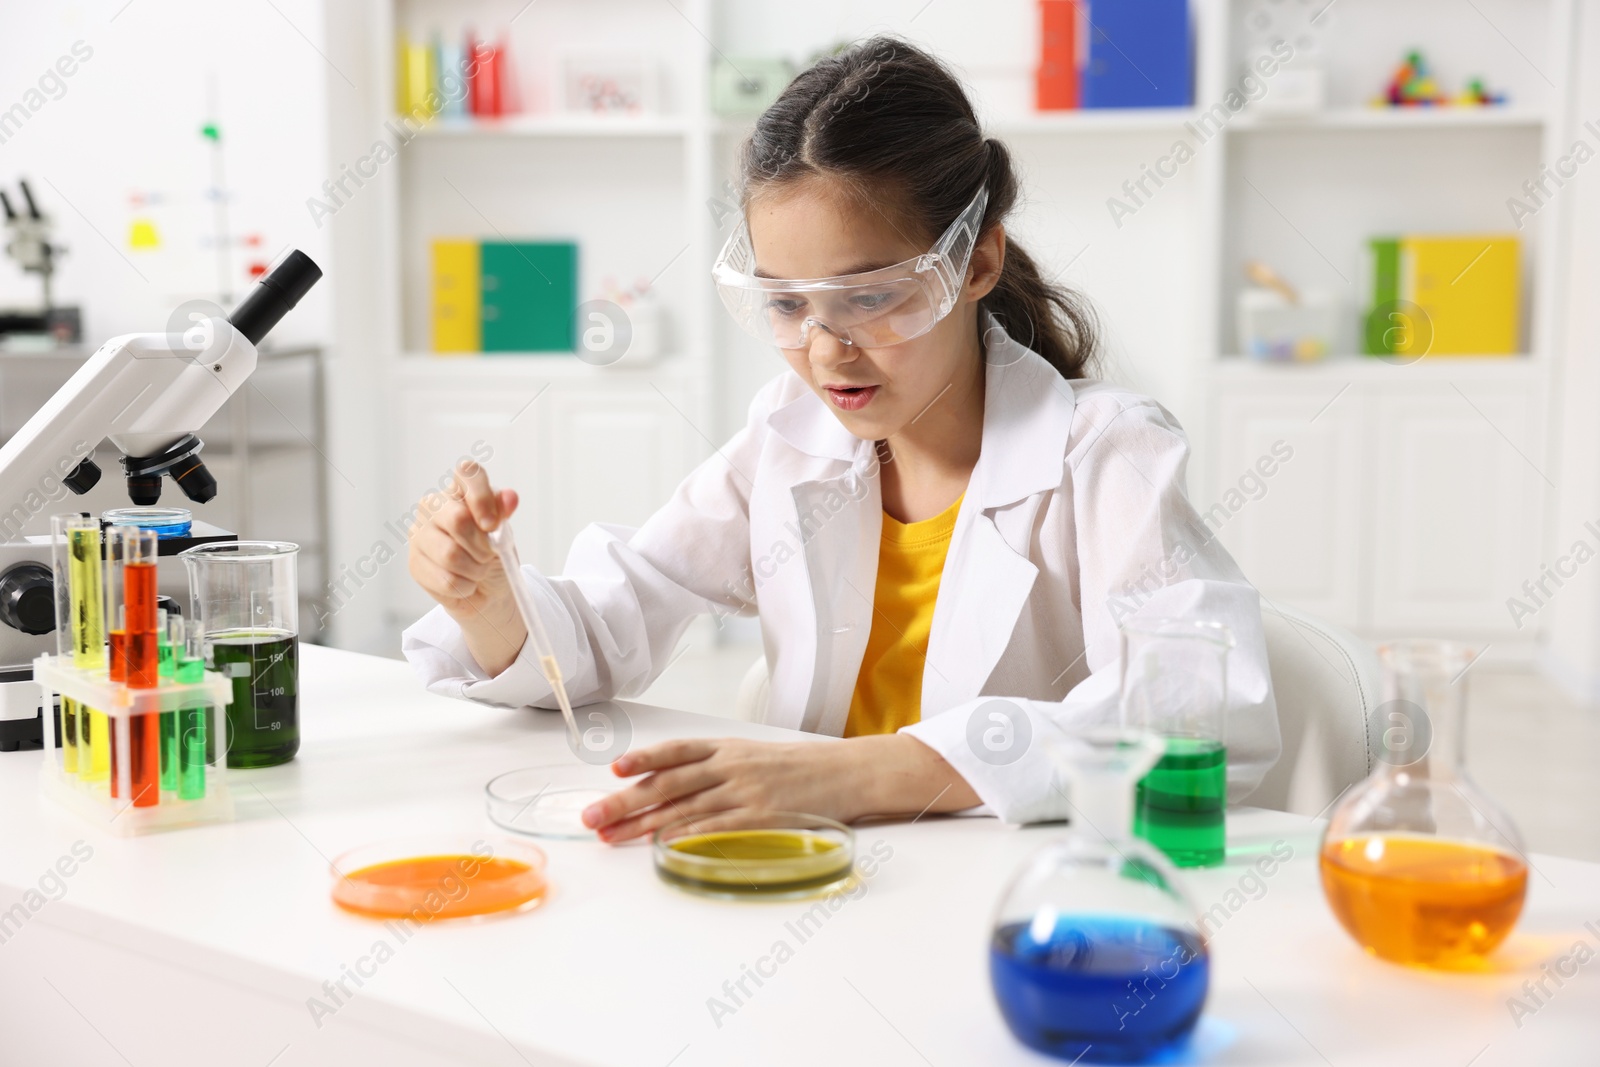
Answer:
[{"left": 989, "top": 731, "right": 1209, "bottom": 1063}]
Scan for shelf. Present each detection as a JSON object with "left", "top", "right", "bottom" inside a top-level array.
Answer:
[
  {"left": 405, "top": 114, "right": 695, "bottom": 139},
  {"left": 1212, "top": 355, "right": 1545, "bottom": 382},
  {"left": 396, "top": 353, "right": 695, "bottom": 379},
  {"left": 710, "top": 109, "right": 1202, "bottom": 138},
  {"left": 1229, "top": 107, "right": 1546, "bottom": 132},
  {"left": 989, "top": 108, "right": 1199, "bottom": 134}
]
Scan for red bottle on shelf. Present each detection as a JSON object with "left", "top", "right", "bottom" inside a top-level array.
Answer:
[{"left": 469, "top": 33, "right": 503, "bottom": 117}]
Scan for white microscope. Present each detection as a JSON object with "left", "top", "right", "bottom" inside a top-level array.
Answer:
[{"left": 0, "top": 249, "right": 322, "bottom": 750}]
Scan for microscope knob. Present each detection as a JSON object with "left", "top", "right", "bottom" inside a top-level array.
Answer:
[
  {"left": 63, "top": 457, "right": 102, "bottom": 495},
  {"left": 0, "top": 563, "right": 54, "bottom": 636}
]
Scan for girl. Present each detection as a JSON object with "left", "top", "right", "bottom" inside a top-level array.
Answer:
[{"left": 404, "top": 38, "right": 1279, "bottom": 842}]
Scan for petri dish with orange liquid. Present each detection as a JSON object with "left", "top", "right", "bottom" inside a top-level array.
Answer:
[{"left": 331, "top": 836, "right": 547, "bottom": 922}]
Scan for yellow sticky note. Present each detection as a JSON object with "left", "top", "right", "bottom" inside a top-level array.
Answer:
[{"left": 128, "top": 219, "right": 161, "bottom": 249}]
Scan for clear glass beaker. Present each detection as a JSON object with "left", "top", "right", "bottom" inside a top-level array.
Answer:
[
  {"left": 990, "top": 730, "right": 1209, "bottom": 1063},
  {"left": 1320, "top": 640, "right": 1527, "bottom": 968},
  {"left": 1120, "top": 619, "right": 1234, "bottom": 868},
  {"left": 179, "top": 541, "right": 300, "bottom": 768}
]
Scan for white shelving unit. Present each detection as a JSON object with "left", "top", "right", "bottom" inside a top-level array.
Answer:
[
  {"left": 322, "top": 0, "right": 1578, "bottom": 652},
  {"left": 1195, "top": 0, "right": 1578, "bottom": 644}
]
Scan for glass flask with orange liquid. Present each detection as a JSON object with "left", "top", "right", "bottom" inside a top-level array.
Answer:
[{"left": 1320, "top": 640, "right": 1528, "bottom": 968}]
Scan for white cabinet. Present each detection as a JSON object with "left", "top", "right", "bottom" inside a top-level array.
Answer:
[
  {"left": 1213, "top": 383, "right": 1366, "bottom": 629},
  {"left": 386, "top": 373, "right": 697, "bottom": 626},
  {"left": 1209, "top": 368, "right": 1546, "bottom": 640},
  {"left": 1369, "top": 386, "right": 1544, "bottom": 633},
  {"left": 537, "top": 385, "right": 691, "bottom": 575}
]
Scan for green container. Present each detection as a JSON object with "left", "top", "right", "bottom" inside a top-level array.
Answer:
[
  {"left": 207, "top": 630, "right": 299, "bottom": 769},
  {"left": 481, "top": 241, "right": 578, "bottom": 353},
  {"left": 1364, "top": 236, "right": 1401, "bottom": 355},
  {"left": 1135, "top": 737, "right": 1227, "bottom": 868},
  {"left": 180, "top": 541, "right": 301, "bottom": 770},
  {"left": 711, "top": 57, "right": 794, "bottom": 116}
]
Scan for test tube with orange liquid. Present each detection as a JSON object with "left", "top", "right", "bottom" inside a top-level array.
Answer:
[
  {"left": 103, "top": 526, "right": 130, "bottom": 800},
  {"left": 123, "top": 529, "right": 161, "bottom": 807},
  {"left": 1319, "top": 641, "right": 1527, "bottom": 968}
]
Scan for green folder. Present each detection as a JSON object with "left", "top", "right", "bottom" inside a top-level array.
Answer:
[
  {"left": 481, "top": 241, "right": 578, "bottom": 353},
  {"left": 1364, "top": 237, "right": 1400, "bottom": 355}
]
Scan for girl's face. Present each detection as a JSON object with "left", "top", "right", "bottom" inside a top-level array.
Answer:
[{"left": 746, "top": 178, "right": 1003, "bottom": 442}]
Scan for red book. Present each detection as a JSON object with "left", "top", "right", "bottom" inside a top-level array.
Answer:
[
  {"left": 468, "top": 35, "right": 501, "bottom": 117},
  {"left": 1036, "top": 0, "right": 1079, "bottom": 111}
]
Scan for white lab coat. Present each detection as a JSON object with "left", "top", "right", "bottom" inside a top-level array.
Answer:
[{"left": 403, "top": 319, "right": 1280, "bottom": 823}]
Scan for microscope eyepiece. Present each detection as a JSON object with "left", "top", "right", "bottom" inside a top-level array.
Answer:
[{"left": 227, "top": 249, "right": 322, "bottom": 347}]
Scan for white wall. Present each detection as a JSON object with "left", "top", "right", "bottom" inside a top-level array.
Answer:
[
  {"left": 0, "top": 0, "right": 331, "bottom": 346},
  {"left": 1542, "top": 1, "right": 1600, "bottom": 703}
]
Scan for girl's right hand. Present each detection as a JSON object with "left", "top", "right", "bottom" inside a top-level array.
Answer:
[{"left": 407, "top": 459, "right": 528, "bottom": 676}]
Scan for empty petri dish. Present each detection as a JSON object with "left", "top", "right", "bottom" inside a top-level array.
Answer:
[
  {"left": 653, "top": 812, "right": 856, "bottom": 901},
  {"left": 486, "top": 763, "right": 620, "bottom": 840},
  {"left": 330, "top": 835, "right": 547, "bottom": 921}
]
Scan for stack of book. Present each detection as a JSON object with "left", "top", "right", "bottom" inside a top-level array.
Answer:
[
  {"left": 1036, "top": 0, "right": 1194, "bottom": 110},
  {"left": 432, "top": 239, "right": 578, "bottom": 354},
  {"left": 1364, "top": 235, "right": 1519, "bottom": 357}
]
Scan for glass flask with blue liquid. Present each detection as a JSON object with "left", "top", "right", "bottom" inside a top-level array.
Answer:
[{"left": 990, "top": 731, "right": 1210, "bottom": 1064}]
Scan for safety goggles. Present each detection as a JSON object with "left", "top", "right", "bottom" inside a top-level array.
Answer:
[{"left": 712, "top": 186, "right": 989, "bottom": 350}]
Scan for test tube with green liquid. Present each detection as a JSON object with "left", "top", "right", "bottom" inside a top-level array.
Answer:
[
  {"left": 157, "top": 610, "right": 178, "bottom": 791},
  {"left": 176, "top": 619, "right": 206, "bottom": 799}
]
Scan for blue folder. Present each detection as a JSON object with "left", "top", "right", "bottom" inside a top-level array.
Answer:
[{"left": 1082, "top": 0, "right": 1194, "bottom": 109}]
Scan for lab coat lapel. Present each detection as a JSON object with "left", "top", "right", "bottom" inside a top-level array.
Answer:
[
  {"left": 764, "top": 387, "right": 879, "bottom": 735},
  {"left": 922, "top": 324, "right": 1075, "bottom": 714},
  {"left": 921, "top": 502, "right": 1040, "bottom": 714},
  {"left": 793, "top": 470, "right": 879, "bottom": 734}
]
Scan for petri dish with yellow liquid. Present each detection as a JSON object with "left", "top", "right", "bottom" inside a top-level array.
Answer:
[
  {"left": 330, "top": 835, "right": 547, "bottom": 922},
  {"left": 653, "top": 812, "right": 855, "bottom": 901}
]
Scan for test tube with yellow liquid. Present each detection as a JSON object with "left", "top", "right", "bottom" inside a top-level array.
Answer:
[{"left": 50, "top": 514, "right": 108, "bottom": 781}]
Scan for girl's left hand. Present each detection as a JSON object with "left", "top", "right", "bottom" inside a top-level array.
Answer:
[
  {"left": 582, "top": 738, "right": 866, "bottom": 843},
  {"left": 582, "top": 734, "right": 979, "bottom": 842}
]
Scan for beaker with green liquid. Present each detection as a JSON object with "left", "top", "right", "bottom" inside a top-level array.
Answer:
[
  {"left": 179, "top": 541, "right": 300, "bottom": 769},
  {"left": 1120, "top": 618, "right": 1234, "bottom": 868}
]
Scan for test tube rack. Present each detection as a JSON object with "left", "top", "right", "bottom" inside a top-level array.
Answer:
[{"left": 34, "top": 653, "right": 236, "bottom": 836}]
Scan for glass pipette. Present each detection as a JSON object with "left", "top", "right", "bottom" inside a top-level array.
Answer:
[{"left": 487, "top": 522, "right": 581, "bottom": 748}]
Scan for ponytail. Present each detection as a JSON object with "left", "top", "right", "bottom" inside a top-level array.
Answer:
[{"left": 741, "top": 37, "right": 1098, "bottom": 379}]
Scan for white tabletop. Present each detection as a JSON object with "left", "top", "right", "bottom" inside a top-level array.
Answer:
[{"left": 1, "top": 645, "right": 1596, "bottom": 1067}]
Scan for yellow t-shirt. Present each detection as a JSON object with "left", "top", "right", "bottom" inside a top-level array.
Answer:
[{"left": 844, "top": 494, "right": 963, "bottom": 737}]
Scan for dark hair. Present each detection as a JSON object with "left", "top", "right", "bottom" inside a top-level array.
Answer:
[{"left": 740, "top": 36, "right": 1098, "bottom": 379}]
